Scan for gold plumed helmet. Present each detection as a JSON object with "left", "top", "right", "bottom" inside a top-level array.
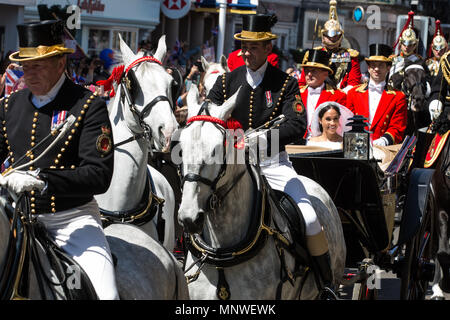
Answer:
[
  {"left": 432, "top": 20, "right": 448, "bottom": 51},
  {"left": 322, "top": 1, "right": 344, "bottom": 39},
  {"left": 399, "top": 11, "right": 418, "bottom": 46}
]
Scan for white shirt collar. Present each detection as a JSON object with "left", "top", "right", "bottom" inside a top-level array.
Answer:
[
  {"left": 368, "top": 80, "right": 385, "bottom": 93},
  {"left": 246, "top": 60, "right": 268, "bottom": 89},
  {"left": 32, "top": 73, "right": 66, "bottom": 108},
  {"left": 308, "top": 83, "right": 325, "bottom": 94}
]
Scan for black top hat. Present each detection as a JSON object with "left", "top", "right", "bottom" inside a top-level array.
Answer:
[
  {"left": 234, "top": 14, "right": 278, "bottom": 41},
  {"left": 365, "top": 44, "right": 393, "bottom": 63},
  {"left": 9, "top": 20, "right": 74, "bottom": 62},
  {"left": 300, "top": 49, "right": 333, "bottom": 74}
]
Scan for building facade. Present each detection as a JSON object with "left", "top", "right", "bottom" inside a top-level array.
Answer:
[
  {"left": 24, "top": 0, "right": 162, "bottom": 56},
  {"left": 0, "top": 0, "right": 36, "bottom": 59}
]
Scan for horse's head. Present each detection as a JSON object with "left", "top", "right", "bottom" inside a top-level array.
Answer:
[
  {"left": 403, "top": 64, "right": 429, "bottom": 112},
  {"left": 201, "top": 55, "right": 228, "bottom": 96},
  {"left": 177, "top": 85, "right": 240, "bottom": 234},
  {"left": 119, "top": 34, "right": 178, "bottom": 152}
]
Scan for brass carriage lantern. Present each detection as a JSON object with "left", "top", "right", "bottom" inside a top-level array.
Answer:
[{"left": 343, "top": 115, "right": 371, "bottom": 161}]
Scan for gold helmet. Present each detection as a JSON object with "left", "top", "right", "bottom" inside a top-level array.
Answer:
[
  {"left": 321, "top": 0, "right": 344, "bottom": 46},
  {"left": 431, "top": 20, "right": 448, "bottom": 52},
  {"left": 399, "top": 11, "right": 418, "bottom": 47}
]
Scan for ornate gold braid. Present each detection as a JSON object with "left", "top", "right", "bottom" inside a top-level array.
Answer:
[{"left": 441, "top": 52, "right": 450, "bottom": 85}]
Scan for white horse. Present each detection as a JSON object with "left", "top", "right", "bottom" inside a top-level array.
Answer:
[
  {"left": 177, "top": 86, "right": 346, "bottom": 299},
  {"left": 95, "top": 34, "right": 179, "bottom": 251},
  {"left": 201, "top": 55, "right": 228, "bottom": 96},
  {"left": 0, "top": 194, "right": 189, "bottom": 300}
]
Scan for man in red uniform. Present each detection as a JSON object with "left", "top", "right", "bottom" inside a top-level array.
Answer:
[
  {"left": 227, "top": 47, "right": 279, "bottom": 71},
  {"left": 347, "top": 44, "right": 407, "bottom": 146},
  {"left": 298, "top": 0, "right": 361, "bottom": 92},
  {"left": 298, "top": 49, "right": 346, "bottom": 139}
]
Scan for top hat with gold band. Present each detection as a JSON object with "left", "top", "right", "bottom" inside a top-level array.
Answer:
[
  {"left": 365, "top": 44, "right": 393, "bottom": 63},
  {"left": 9, "top": 20, "right": 74, "bottom": 62},
  {"left": 322, "top": 0, "right": 344, "bottom": 39},
  {"left": 234, "top": 14, "right": 278, "bottom": 42},
  {"left": 431, "top": 20, "right": 448, "bottom": 52},
  {"left": 300, "top": 49, "right": 333, "bottom": 74}
]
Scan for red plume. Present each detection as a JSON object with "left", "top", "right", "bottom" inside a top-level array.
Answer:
[
  {"left": 96, "top": 65, "right": 125, "bottom": 97},
  {"left": 393, "top": 11, "right": 415, "bottom": 50}
]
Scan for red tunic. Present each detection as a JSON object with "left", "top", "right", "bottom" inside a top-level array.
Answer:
[
  {"left": 346, "top": 83, "right": 407, "bottom": 144},
  {"left": 227, "top": 49, "right": 279, "bottom": 71}
]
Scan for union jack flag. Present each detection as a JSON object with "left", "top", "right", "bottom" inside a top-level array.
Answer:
[
  {"left": 1, "top": 156, "right": 10, "bottom": 174},
  {"left": 51, "top": 110, "right": 68, "bottom": 131},
  {"left": 4, "top": 69, "right": 24, "bottom": 97}
]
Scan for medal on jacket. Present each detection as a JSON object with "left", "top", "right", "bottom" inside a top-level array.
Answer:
[
  {"left": 293, "top": 94, "right": 305, "bottom": 115},
  {"left": 51, "top": 110, "right": 68, "bottom": 131},
  {"left": 265, "top": 91, "right": 273, "bottom": 108},
  {"left": 96, "top": 125, "right": 112, "bottom": 155}
]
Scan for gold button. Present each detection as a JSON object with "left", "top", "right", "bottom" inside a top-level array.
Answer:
[
  {"left": 51, "top": 208, "right": 56, "bottom": 213},
  {"left": 57, "top": 154, "right": 62, "bottom": 159},
  {"left": 34, "top": 112, "right": 38, "bottom": 117},
  {"left": 31, "top": 136, "right": 35, "bottom": 141},
  {"left": 81, "top": 110, "right": 85, "bottom": 115},
  {"left": 71, "top": 129, "right": 76, "bottom": 134},
  {"left": 31, "top": 203, "right": 35, "bottom": 208},
  {"left": 54, "top": 159, "right": 59, "bottom": 164},
  {"left": 31, "top": 142, "right": 35, "bottom": 147},
  {"left": 31, "top": 209, "right": 36, "bottom": 214},
  {"left": 51, "top": 196, "right": 55, "bottom": 201},
  {"left": 83, "top": 104, "right": 88, "bottom": 109},
  {"left": 60, "top": 166, "right": 65, "bottom": 169},
  {"left": 51, "top": 202, "right": 55, "bottom": 207},
  {"left": 71, "top": 165, "right": 75, "bottom": 169},
  {"left": 61, "top": 148, "right": 66, "bottom": 153},
  {"left": 29, "top": 155, "right": 34, "bottom": 160},
  {"left": 87, "top": 99, "right": 91, "bottom": 104},
  {"left": 33, "top": 118, "right": 37, "bottom": 123},
  {"left": 30, "top": 190, "right": 35, "bottom": 196},
  {"left": 31, "top": 129, "right": 35, "bottom": 135},
  {"left": 74, "top": 123, "right": 79, "bottom": 127},
  {"left": 31, "top": 197, "right": 35, "bottom": 202},
  {"left": 77, "top": 116, "right": 82, "bottom": 121},
  {"left": 68, "top": 135, "right": 72, "bottom": 140},
  {"left": 65, "top": 141, "right": 69, "bottom": 146},
  {"left": 32, "top": 124, "right": 36, "bottom": 128},
  {"left": 29, "top": 166, "right": 34, "bottom": 171}
]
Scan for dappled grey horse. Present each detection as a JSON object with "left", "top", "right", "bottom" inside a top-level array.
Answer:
[
  {"left": 177, "top": 86, "right": 346, "bottom": 299},
  {"left": 95, "top": 34, "right": 179, "bottom": 251}
]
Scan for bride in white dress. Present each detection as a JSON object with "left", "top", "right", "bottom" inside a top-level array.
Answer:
[{"left": 306, "top": 102, "right": 354, "bottom": 150}]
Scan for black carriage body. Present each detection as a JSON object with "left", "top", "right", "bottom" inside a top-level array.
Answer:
[{"left": 289, "top": 150, "right": 391, "bottom": 267}]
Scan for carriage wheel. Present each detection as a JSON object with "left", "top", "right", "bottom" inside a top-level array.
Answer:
[{"left": 399, "top": 208, "right": 435, "bottom": 300}]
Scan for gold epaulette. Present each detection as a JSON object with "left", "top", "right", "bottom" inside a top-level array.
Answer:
[
  {"left": 313, "top": 46, "right": 324, "bottom": 50},
  {"left": 347, "top": 48, "right": 359, "bottom": 58},
  {"left": 355, "top": 83, "right": 368, "bottom": 92},
  {"left": 300, "top": 85, "right": 308, "bottom": 93}
]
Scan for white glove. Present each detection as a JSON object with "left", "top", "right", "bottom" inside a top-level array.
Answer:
[
  {"left": 4, "top": 170, "right": 45, "bottom": 194},
  {"left": 245, "top": 130, "right": 268, "bottom": 151},
  {"left": 429, "top": 100, "right": 443, "bottom": 121},
  {"left": 373, "top": 137, "right": 388, "bottom": 147}
]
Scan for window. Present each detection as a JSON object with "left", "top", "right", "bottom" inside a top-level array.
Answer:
[
  {"left": 88, "top": 28, "right": 110, "bottom": 57},
  {"left": 87, "top": 28, "right": 137, "bottom": 57},
  {"left": 112, "top": 30, "right": 137, "bottom": 52}
]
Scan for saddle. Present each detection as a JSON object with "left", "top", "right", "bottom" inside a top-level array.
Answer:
[{"left": 0, "top": 199, "right": 97, "bottom": 300}]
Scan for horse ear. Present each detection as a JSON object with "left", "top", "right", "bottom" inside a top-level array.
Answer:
[
  {"left": 214, "top": 86, "right": 241, "bottom": 121},
  {"left": 154, "top": 35, "right": 167, "bottom": 63},
  {"left": 201, "top": 56, "right": 209, "bottom": 72},
  {"left": 119, "top": 33, "right": 135, "bottom": 66},
  {"left": 220, "top": 55, "right": 228, "bottom": 71},
  {"left": 186, "top": 85, "right": 202, "bottom": 118}
]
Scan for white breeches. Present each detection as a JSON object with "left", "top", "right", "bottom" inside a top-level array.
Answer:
[
  {"left": 260, "top": 151, "right": 323, "bottom": 236},
  {"left": 34, "top": 199, "right": 119, "bottom": 300}
]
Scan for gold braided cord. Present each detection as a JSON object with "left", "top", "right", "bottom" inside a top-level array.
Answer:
[{"left": 441, "top": 51, "right": 450, "bottom": 84}]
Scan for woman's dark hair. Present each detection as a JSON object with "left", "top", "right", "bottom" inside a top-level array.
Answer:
[{"left": 318, "top": 104, "right": 341, "bottom": 132}]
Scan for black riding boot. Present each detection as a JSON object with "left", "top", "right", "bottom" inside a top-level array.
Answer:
[{"left": 311, "top": 252, "right": 338, "bottom": 300}]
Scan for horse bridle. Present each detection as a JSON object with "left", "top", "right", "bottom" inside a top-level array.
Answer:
[
  {"left": 181, "top": 101, "right": 246, "bottom": 210},
  {"left": 115, "top": 56, "right": 174, "bottom": 148}
]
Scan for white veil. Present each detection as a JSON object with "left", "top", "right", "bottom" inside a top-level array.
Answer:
[{"left": 310, "top": 101, "right": 354, "bottom": 137}]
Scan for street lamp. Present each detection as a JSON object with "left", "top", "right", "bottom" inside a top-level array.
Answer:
[{"left": 343, "top": 115, "right": 371, "bottom": 161}]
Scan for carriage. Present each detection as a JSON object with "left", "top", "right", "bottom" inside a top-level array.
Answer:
[{"left": 286, "top": 127, "right": 440, "bottom": 300}]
